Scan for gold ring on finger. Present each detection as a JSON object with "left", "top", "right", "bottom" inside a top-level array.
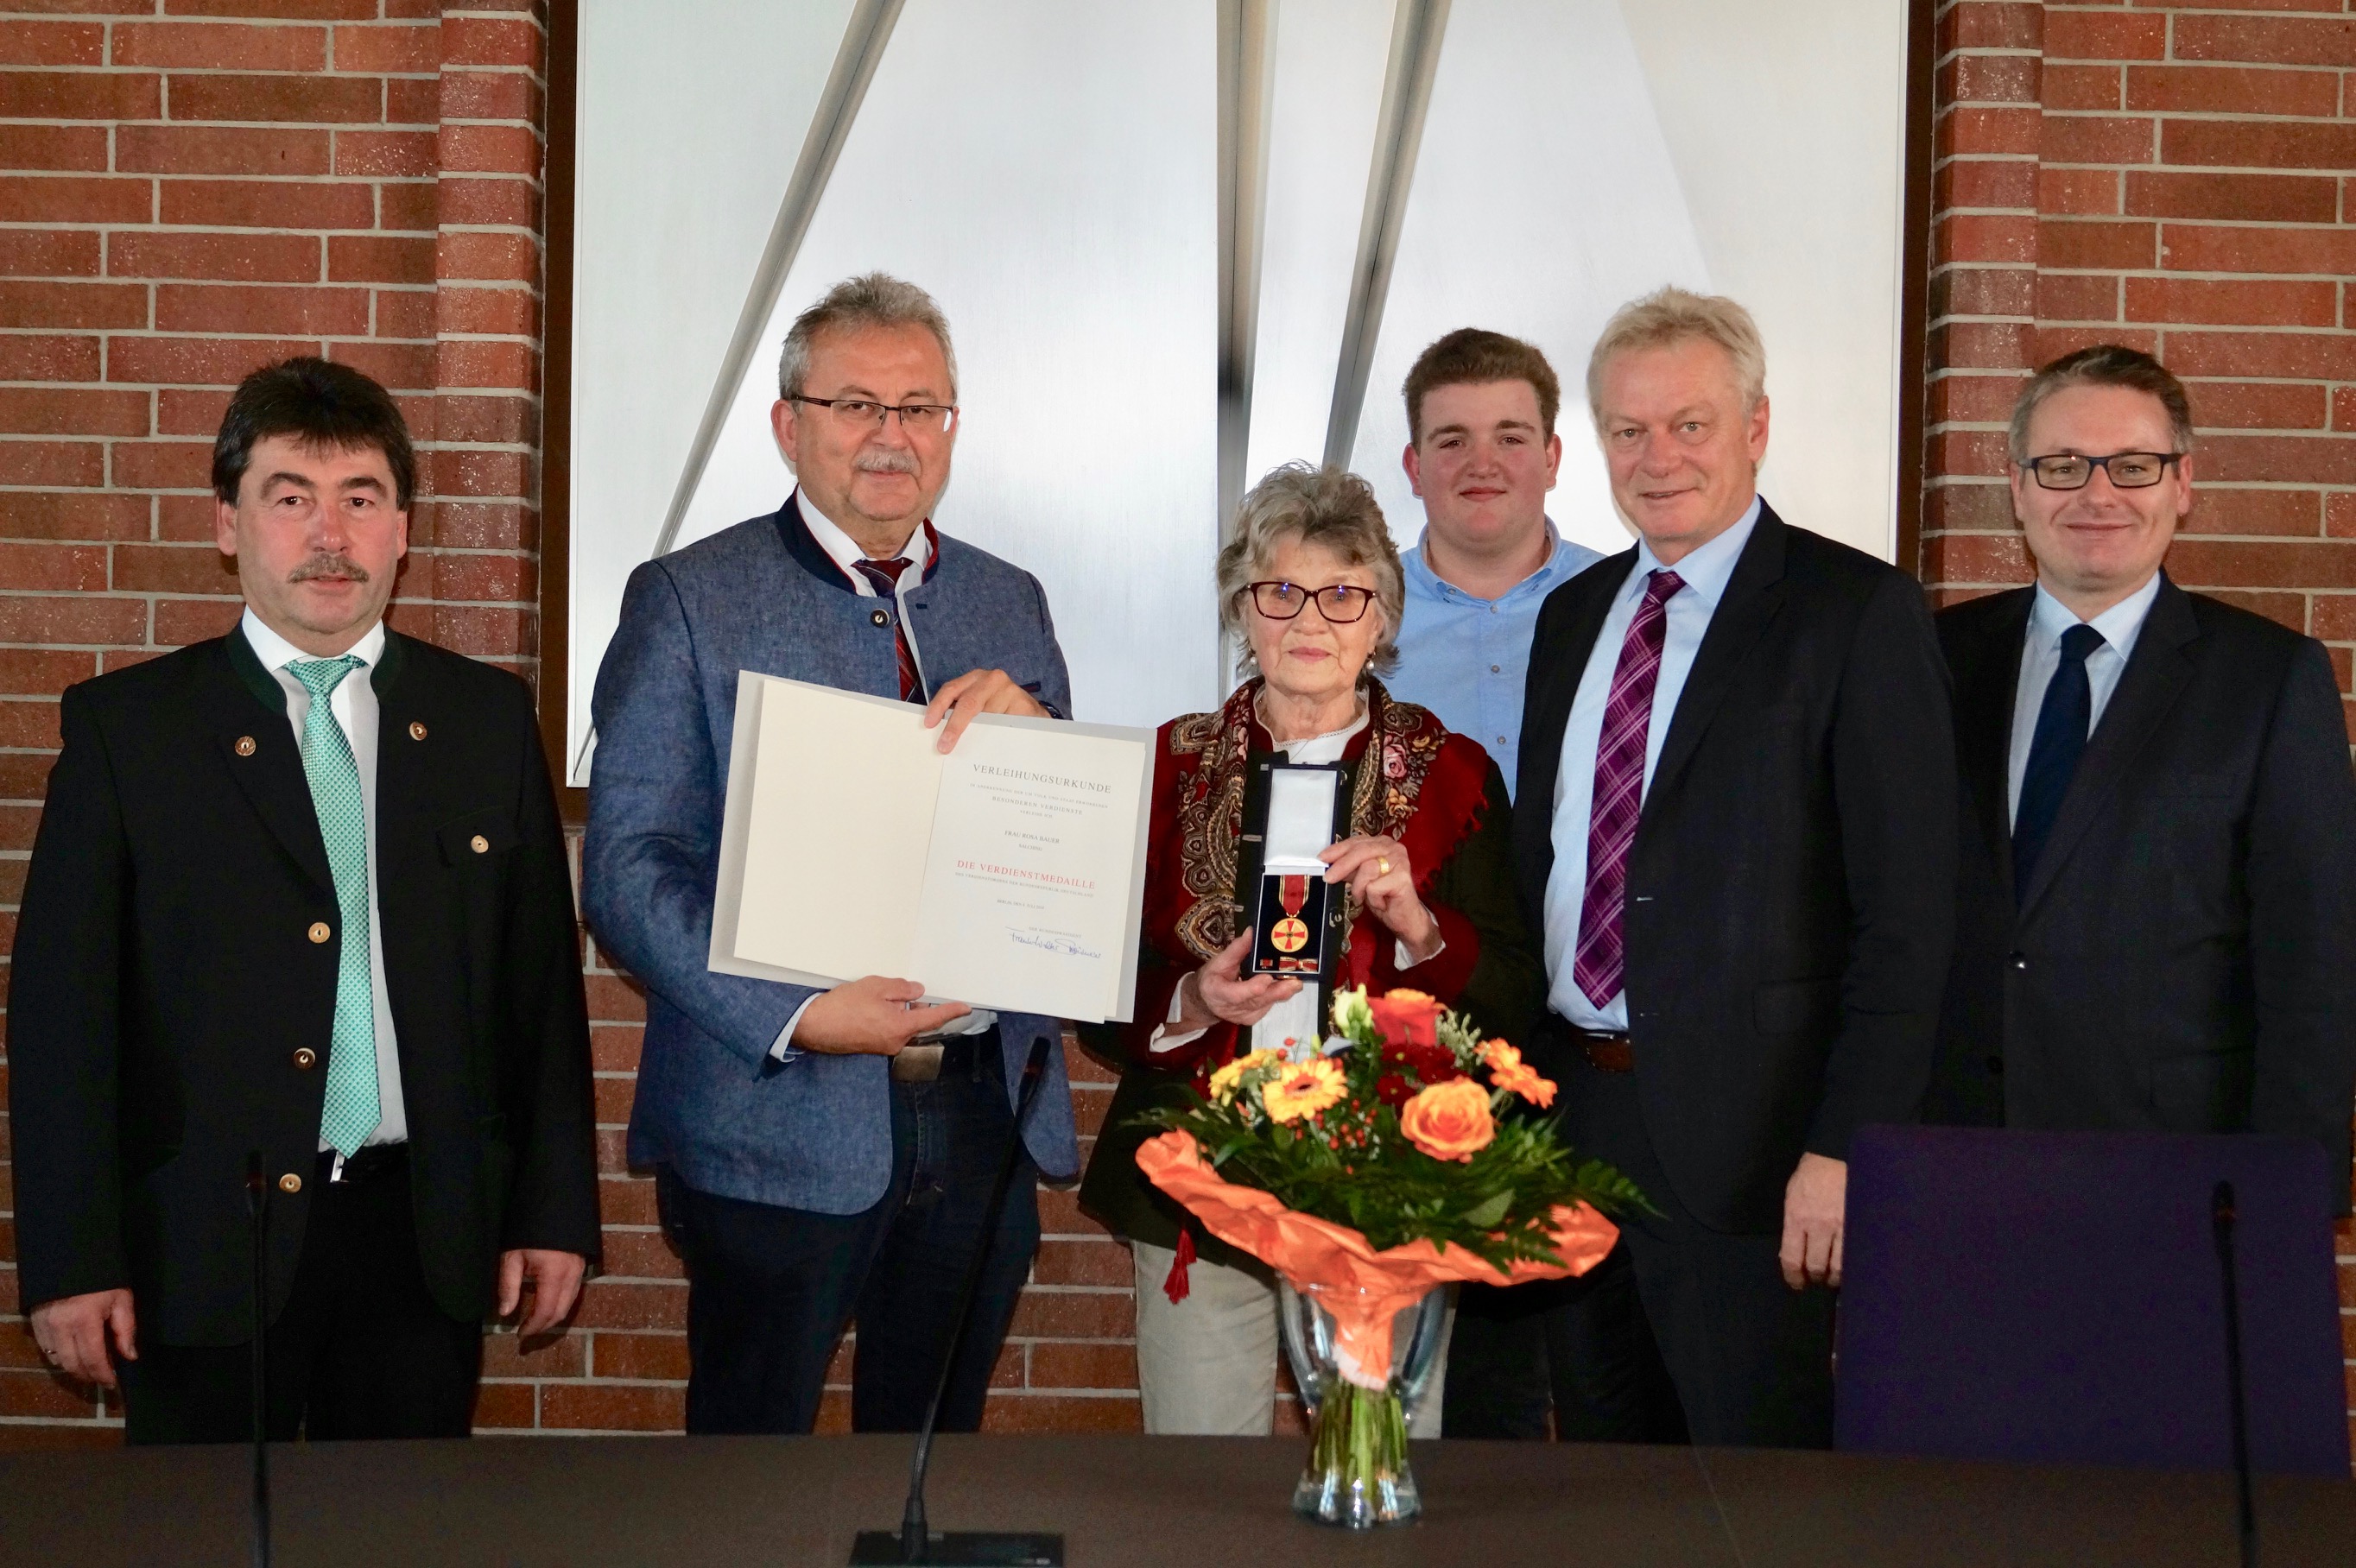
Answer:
[{"left": 1378, "top": 858, "right": 1391, "bottom": 876}]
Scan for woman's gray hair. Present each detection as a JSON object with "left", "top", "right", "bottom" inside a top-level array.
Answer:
[
  {"left": 777, "top": 271, "right": 960, "bottom": 401},
  {"left": 1218, "top": 463, "right": 1405, "bottom": 679}
]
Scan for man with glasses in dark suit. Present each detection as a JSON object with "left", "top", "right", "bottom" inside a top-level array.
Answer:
[{"left": 1928, "top": 345, "right": 2356, "bottom": 1213}]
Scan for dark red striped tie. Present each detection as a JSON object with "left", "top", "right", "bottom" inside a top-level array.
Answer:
[{"left": 851, "top": 557, "right": 922, "bottom": 702}]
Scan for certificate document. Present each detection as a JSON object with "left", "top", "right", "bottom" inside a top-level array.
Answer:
[{"left": 708, "top": 672, "right": 1152, "bottom": 1022}]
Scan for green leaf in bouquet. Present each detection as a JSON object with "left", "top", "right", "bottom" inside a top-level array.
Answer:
[{"left": 1458, "top": 1188, "right": 1513, "bottom": 1230}]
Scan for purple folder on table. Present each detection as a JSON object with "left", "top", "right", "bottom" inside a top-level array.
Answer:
[{"left": 1838, "top": 1124, "right": 2349, "bottom": 1476}]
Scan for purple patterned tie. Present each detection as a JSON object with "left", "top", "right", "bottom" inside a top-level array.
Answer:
[{"left": 1573, "top": 569, "right": 1687, "bottom": 1008}]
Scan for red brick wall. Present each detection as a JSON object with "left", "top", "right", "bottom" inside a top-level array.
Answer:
[
  {"left": 0, "top": 0, "right": 1150, "bottom": 1443},
  {"left": 3, "top": 0, "right": 2353, "bottom": 1448},
  {"left": 0, "top": 0, "right": 554, "bottom": 1441},
  {"left": 1922, "top": 0, "right": 2356, "bottom": 1432}
]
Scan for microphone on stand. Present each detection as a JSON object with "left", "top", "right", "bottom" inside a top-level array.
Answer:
[
  {"left": 852, "top": 1035, "right": 1063, "bottom": 1568},
  {"left": 2211, "top": 1179, "right": 2256, "bottom": 1568},
  {"left": 245, "top": 1151, "right": 273, "bottom": 1568}
]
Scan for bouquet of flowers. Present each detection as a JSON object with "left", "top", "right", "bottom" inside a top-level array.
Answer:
[{"left": 1133, "top": 986, "right": 1644, "bottom": 1527}]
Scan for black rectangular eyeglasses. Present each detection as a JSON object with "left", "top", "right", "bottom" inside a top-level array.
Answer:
[
  {"left": 2023, "top": 452, "right": 2182, "bottom": 490},
  {"left": 1248, "top": 581, "right": 1378, "bottom": 623}
]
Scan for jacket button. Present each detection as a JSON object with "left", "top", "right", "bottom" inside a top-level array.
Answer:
[
  {"left": 308, "top": 921, "right": 332, "bottom": 944},
  {"left": 234, "top": 735, "right": 256, "bottom": 756},
  {"left": 278, "top": 1173, "right": 303, "bottom": 1194},
  {"left": 1986, "top": 1054, "right": 2004, "bottom": 1076},
  {"left": 870, "top": 608, "right": 890, "bottom": 628},
  {"left": 471, "top": 834, "right": 490, "bottom": 854},
  {"left": 2008, "top": 952, "right": 2027, "bottom": 971},
  {"left": 294, "top": 1048, "right": 317, "bottom": 1069},
  {"left": 408, "top": 720, "right": 428, "bottom": 741}
]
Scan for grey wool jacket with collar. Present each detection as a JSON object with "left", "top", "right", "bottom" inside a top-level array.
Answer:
[{"left": 582, "top": 494, "right": 1080, "bottom": 1213}]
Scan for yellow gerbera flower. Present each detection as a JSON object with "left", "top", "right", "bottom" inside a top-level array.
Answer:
[
  {"left": 1208, "top": 1048, "right": 1281, "bottom": 1105},
  {"left": 1262, "top": 1057, "right": 1346, "bottom": 1124}
]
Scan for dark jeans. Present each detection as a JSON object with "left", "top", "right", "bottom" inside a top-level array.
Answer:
[
  {"left": 1548, "top": 1040, "right": 1837, "bottom": 1450},
  {"left": 119, "top": 1148, "right": 484, "bottom": 1445},
  {"left": 656, "top": 1032, "right": 1041, "bottom": 1435},
  {"left": 1443, "top": 1249, "right": 1688, "bottom": 1443}
]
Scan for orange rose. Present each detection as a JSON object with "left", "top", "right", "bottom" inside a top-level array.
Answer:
[
  {"left": 1399, "top": 1078, "right": 1495, "bottom": 1162},
  {"left": 1367, "top": 988, "right": 1442, "bottom": 1051}
]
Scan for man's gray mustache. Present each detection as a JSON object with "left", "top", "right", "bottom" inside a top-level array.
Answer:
[
  {"left": 854, "top": 451, "right": 920, "bottom": 476},
  {"left": 288, "top": 555, "right": 370, "bottom": 583}
]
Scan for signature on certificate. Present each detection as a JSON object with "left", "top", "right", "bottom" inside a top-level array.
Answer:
[{"left": 1011, "top": 931, "right": 1103, "bottom": 960}]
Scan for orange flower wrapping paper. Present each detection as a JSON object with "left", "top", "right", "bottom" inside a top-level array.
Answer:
[{"left": 1137, "top": 1130, "right": 1621, "bottom": 1387}]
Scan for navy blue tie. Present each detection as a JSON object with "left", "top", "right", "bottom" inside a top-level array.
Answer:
[{"left": 2012, "top": 622, "right": 2106, "bottom": 899}]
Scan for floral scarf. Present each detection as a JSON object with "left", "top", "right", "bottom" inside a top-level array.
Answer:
[{"left": 1168, "top": 678, "right": 1448, "bottom": 964}]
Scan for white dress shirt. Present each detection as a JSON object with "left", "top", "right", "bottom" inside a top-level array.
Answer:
[
  {"left": 1151, "top": 700, "right": 1439, "bottom": 1060},
  {"left": 1543, "top": 496, "right": 1762, "bottom": 1030},
  {"left": 800, "top": 488, "right": 932, "bottom": 694},
  {"left": 2005, "top": 572, "right": 2163, "bottom": 826},
  {"left": 770, "top": 490, "right": 992, "bottom": 1060},
  {"left": 239, "top": 609, "right": 408, "bottom": 1148}
]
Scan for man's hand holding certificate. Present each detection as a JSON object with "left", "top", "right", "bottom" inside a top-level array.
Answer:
[{"left": 710, "top": 672, "right": 1152, "bottom": 1024}]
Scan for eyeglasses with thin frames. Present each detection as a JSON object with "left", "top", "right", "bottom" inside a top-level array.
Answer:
[
  {"left": 788, "top": 395, "right": 958, "bottom": 437},
  {"left": 1247, "top": 580, "right": 1379, "bottom": 624},
  {"left": 2021, "top": 452, "right": 2182, "bottom": 490}
]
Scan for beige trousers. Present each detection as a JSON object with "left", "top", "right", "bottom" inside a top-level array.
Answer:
[{"left": 1130, "top": 1241, "right": 1450, "bottom": 1438}]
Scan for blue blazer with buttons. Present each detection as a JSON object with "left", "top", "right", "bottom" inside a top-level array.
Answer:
[{"left": 583, "top": 495, "right": 1081, "bottom": 1213}]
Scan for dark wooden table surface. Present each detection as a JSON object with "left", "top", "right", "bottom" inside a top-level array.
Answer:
[{"left": 0, "top": 1433, "right": 2347, "bottom": 1566}]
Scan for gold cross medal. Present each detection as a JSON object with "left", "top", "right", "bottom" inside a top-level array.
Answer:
[{"left": 1251, "top": 870, "right": 1330, "bottom": 978}]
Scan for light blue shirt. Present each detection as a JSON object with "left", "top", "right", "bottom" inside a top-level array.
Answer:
[
  {"left": 2006, "top": 572, "right": 2163, "bottom": 826},
  {"left": 1388, "top": 522, "right": 1605, "bottom": 797},
  {"left": 1543, "top": 496, "right": 1763, "bottom": 1030}
]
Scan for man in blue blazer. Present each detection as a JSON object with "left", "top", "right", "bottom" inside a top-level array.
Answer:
[{"left": 584, "top": 273, "right": 1080, "bottom": 1434}]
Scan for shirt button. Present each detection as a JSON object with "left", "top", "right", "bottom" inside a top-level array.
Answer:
[
  {"left": 408, "top": 720, "right": 428, "bottom": 741},
  {"left": 234, "top": 735, "right": 256, "bottom": 756},
  {"left": 294, "top": 1048, "right": 318, "bottom": 1069},
  {"left": 1497, "top": 736, "right": 1508, "bottom": 746},
  {"left": 278, "top": 1173, "right": 303, "bottom": 1194},
  {"left": 308, "top": 922, "right": 332, "bottom": 944},
  {"left": 1490, "top": 665, "right": 1501, "bottom": 673},
  {"left": 2008, "top": 952, "right": 2027, "bottom": 971},
  {"left": 870, "top": 609, "right": 890, "bottom": 628},
  {"left": 471, "top": 834, "right": 490, "bottom": 854}
]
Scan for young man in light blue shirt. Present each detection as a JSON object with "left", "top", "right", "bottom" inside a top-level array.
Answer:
[
  {"left": 1387, "top": 329, "right": 1604, "bottom": 797},
  {"left": 1384, "top": 330, "right": 1621, "bottom": 1441}
]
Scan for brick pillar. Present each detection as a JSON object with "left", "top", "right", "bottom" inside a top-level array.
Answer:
[{"left": 1923, "top": 0, "right": 2043, "bottom": 598}]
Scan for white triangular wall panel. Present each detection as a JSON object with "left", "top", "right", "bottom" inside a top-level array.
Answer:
[
  {"left": 1242, "top": 0, "right": 1398, "bottom": 492},
  {"left": 568, "top": 0, "right": 860, "bottom": 779},
  {"left": 1622, "top": 0, "right": 1910, "bottom": 562},
  {"left": 1346, "top": 0, "right": 1712, "bottom": 564},
  {"left": 676, "top": 0, "right": 1221, "bottom": 731}
]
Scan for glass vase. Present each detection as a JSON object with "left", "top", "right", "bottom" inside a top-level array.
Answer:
[{"left": 1277, "top": 1279, "right": 1449, "bottom": 1529}]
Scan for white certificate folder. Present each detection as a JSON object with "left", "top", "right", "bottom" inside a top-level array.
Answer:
[{"left": 708, "top": 672, "right": 1153, "bottom": 1023}]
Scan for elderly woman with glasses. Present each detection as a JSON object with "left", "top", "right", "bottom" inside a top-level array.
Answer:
[{"left": 1077, "top": 462, "right": 1542, "bottom": 1437}]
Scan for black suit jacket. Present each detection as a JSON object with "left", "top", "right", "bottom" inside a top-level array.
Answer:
[
  {"left": 1927, "top": 576, "right": 2356, "bottom": 1211},
  {"left": 9, "top": 627, "right": 601, "bottom": 1344},
  {"left": 1515, "top": 503, "right": 1959, "bottom": 1233}
]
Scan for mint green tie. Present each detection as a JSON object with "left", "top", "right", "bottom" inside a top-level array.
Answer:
[{"left": 290, "top": 656, "right": 380, "bottom": 1158}]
